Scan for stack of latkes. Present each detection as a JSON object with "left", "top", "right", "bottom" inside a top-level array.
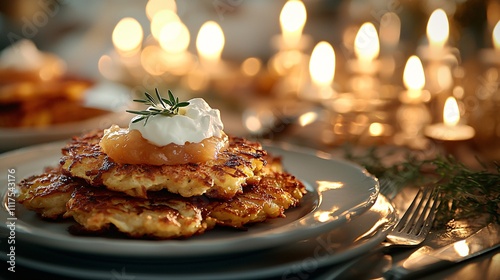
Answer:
[
  {"left": 0, "top": 40, "right": 107, "bottom": 128},
  {"left": 18, "top": 130, "right": 307, "bottom": 239},
  {"left": 0, "top": 78, "right": 110, "bottom": 127}
]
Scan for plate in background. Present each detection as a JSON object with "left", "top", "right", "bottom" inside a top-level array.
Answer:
[{"left": 0, "top": 81, "right": 131, "bottom": 151}]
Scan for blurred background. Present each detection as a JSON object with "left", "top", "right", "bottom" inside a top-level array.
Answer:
[{"left": 0, "top": 0, "right": 499, "bottom": 165}]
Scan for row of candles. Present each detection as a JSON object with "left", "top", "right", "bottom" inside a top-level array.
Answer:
[{"left": 98, "top": 0, "right": 500, "bottom": 155}]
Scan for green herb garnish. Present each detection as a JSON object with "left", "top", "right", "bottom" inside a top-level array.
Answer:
[
  {"left": 343, "top": 145, "right": 500, "bottom": 227},
  {"left": 126, "top": 88, "right": 190, "bottom": 125}
]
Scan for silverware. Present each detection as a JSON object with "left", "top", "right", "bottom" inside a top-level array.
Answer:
[
  {"left": 316, "top": 185, "right": 441, "bottom": 279},
  {"left": 383, "top": 222, "right": 500, "bottom": 279}
]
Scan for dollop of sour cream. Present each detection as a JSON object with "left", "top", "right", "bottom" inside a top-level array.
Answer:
[
  {"left": 129, "top": 98, "right": 224, "bottom": 146},
  {"left": 0, "top": 39, "right": 65, "bottom": 76}
]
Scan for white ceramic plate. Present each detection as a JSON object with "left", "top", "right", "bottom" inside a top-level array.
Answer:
[
  {"left": 0, "top": 141, "right": 379, "bottom": 257},
  {"left": 0, "top": 81, "right": 131, "bottom": 151},
  {"left": 6, "top": 194, "right": 396, "bottom": 280}
]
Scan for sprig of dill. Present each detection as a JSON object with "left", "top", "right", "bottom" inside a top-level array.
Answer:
[
  {"left": 343, "top": 146, "right": 500, "bottom": 227},
  {"left": 126, "top": 88, "right": 189, "bottom": 125}
]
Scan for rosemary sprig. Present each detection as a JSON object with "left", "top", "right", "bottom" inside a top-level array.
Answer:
[
  {"left": 126, "top": 88, "right": 190, "bottom": 125},
  {"left": 343, "top": 146, "right": 500, "bottom": 227}
]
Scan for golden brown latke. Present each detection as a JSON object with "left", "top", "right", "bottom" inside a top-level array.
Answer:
[
  {"left": 208, "top": 172, "right": 306, "bottom": 228},
  {"left": 17, "top": 167, "right": 306, "bottom": 238},
  {"left": 65, "top": 187, "right": 214, "bottom": 239},
  {"left": 17, "top": 167, "right": 83, "bottom": 219},
  {"left": 60, "top": 130, "right": 267, "bottom": 199}
]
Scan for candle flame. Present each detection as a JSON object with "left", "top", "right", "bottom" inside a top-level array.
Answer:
[
  {"left": 196, "top": 21, "right": 225, "bottom": 63},
  {"left": 146, "top": 0, "right": 177, "bottom": 20},
  {"left": 159, "top": 21, "right": 190, "bottom": 54},
  {"left": 443, "top": 96, "right": 460, "bottom": 126},
  {"left": 279, "top": 0, "right": 307, "bottom": 49},
  {"left": 151, "top": 10, "right": 180, "bottom": 41},
  {"left": 403, "top": 55, "right": 425, "bottom": 91},
  {"left": 309, "top": 41, "right": 335, "bottom": 87},
  {"left": 354, "top": 22, "right": 380, "bottom": 63},
  {"left": 427, "top": 9, "right": 449, "bottom": 48},
  {"left": 493, "top": 21, "right": 500, "bottom": 50},
  {"left": 112, "top": 17, "right": 143, "bottom": 55}
]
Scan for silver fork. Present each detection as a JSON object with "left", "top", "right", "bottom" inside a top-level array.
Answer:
[{"left": 316, "top": 185, "right": 441, "bottom": 279}]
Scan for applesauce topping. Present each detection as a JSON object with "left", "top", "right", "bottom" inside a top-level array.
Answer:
[
  {"left": 99, "top": 89, "right": 227, "bottom": 165},
  {"left": 99, "top": 125, "right": 228, "bottom": 165}
]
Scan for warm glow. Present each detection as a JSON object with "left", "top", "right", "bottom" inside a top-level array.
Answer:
[
  {"left": 443, "top": 97, "right": 460, "bottom": 126},
  {"left": 403, "top": 55, "right": 425, "bottom": 91},
  {"left": 279, "top": 0, "right": 307, "bottom": 49},
  {"left": 369, "top": 122, "right": 384, "bottom": 136},
  {"left": 269, "top": 50, "right": 303, "bottom": 75},
  {"left": 354, "top": 22, "right": 380, "bottom": 63},
  {"left": 151, "top": 10, "right": 180, "bottom": 41},
  {"left": 158, "top": 21, "right": 190, "bottom": 53},
  {"left": 196, "top": 21, "right": 225, "bottom": 63},
  {"left": 315, "top": 211, "right": 333, "bottom": 223},
  {"left": 146, "top": 0, "right": 177, "bottom": 20},
  {"left": 185, "top": 69, "right": 209, "bottom": 92},
  {"left": 112, "top": 18, "right": 143, "bottom": 55},
  {"left": 141, "top": 45, "right": 166, "bottom": 76},
  {"left": 493, "top": 21, "right": 500, "bottom": 50},
  {"left": 241, "top": 57, "right": 262, "bottom": 76},
  {"left": 317, "top": 181, "right": 344, "bottom": 192},
  {"left": 309, "top": 41, "right": 335, "bottom": 87},
  {"left": 427, "top": 9, "right": 449, "bottom": 48},
  {"left": 299, "top": 111, "right": 318, "bottom": 126},
  {"left": 98, "top": 55, "right": 118, "bottom": 80},
  {"left": 245, "top": 115, "right": 262, "bottom": 133},
  {"left": 437, "top": 65, "right": 453, "bottom": 90},
  {"left": 453, "top": 240, "right": 470, "bottom": 257}
]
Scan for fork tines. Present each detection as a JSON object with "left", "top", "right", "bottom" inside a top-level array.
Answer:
[{"left": 393, "top": 186, "right": 441, "bottom": 237}]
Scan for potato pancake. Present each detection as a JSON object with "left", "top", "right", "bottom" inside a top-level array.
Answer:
[
  {"left": 60, "top": 130, "right": 267, "bottom": 199},
  {"left": 17, "top": 167, "right": 306, "bottom": 238},
  {"left": 65, "top": 187, "right": 214, "bottom": 239},
  {"left": 17, "top": 167, "right": 82, "bottom": 219},
  {"left": 208, "top": 172, "right": 306, "bottom": 228}
]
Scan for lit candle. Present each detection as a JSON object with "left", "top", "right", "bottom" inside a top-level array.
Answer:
[
  {"left": 427, "top": 9, "right": 449, "bottom": 49},
  {"left": 196, "top": 21, "right": 224, "bottom": 66},
  {"left": 196, "top": 21, "right": 225, "bottom": 72},
  {"left": 349, "top": 22, "right": 380, "bottom": 74},
  {"left": 103, "top": 17, "right": 144, "bottom": 82},
  {"left": 301, "top": 41, "right": 336, "bottom": 100},
  {"left": 279, "top": 0, "right": 307, "bottom": 50},
  {"left": 112, "top": 17, "right": 143, "bottom": 57},
  {"left": 269, "top": 0, "right": 310, "bottom": 76},
  {"left": 157, "top": 19, "right": 194, "bottom": 76},
  {"left": 193, "top": 20, "right": 240, "bottom": 94},
  {"left": 424, "top": 96, "right": 475, "bottom": 141},
  {"left": 417, "top": 9, "right": 451, "bottom": 61},
  {"left": 479, "top": 20, "right": 500, "bottom": 65},
  {"left": 400, "top": 55, "right": 430, "bottom": 104},
  {"left": 394, "top": 56, "right": 432, "bottom": 149}
]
